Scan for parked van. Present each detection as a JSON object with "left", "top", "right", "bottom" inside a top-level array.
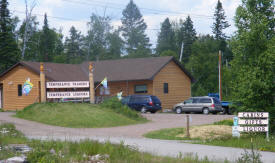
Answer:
[
  {"left": 121, "top": 95, "right": 162, "bottom": 113},
  {"left": 173, "top": 96, "right": 223, "bottom": 114}
]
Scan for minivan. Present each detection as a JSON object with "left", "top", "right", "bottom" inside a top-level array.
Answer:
[
  {"left": 121, "top": 95, "right": 162, "bottom": 113},
  {"left": 173, "top": 96, "right": 223, "bottom": 114}
]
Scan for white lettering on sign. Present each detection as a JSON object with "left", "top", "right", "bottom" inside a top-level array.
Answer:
[
  {"left": 238, "top": 112, "right": 269, "bottom": 118},
  {"left": 238, "top": 126, "right": 268, "bottom": 132},
  {"left": 47, "top": 91, "right": 90, "bottom": 98},
  {"left": 46, "top": 81, "right": 89, "bottom": 88},
  {"left": 238, "top": 119, "right": 268, "bottom": 125}
]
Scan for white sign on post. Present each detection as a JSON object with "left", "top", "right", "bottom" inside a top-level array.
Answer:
[
  {"left": 47, "top": 91, "right": 90, "bottom": 99},
  {"left": 238, "top": 112, "right": 269, "bottom": 140},
  {"left": 46, "top": 81, "right": 89, "bottom": 88}
]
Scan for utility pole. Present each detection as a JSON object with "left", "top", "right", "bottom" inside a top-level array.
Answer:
[
  {"left": 179, "top": 42, "right": 184, "bottom": 62},
  {"left": 219, "top": 50, "right": 222, "bottom": 101}
]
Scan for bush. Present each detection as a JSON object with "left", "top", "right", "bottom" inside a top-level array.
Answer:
[{"left": 100, "top": 97, "right": 145, "bottom": 120}]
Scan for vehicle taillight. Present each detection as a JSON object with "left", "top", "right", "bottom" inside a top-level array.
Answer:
[
  {"left": 211, "top": 104, "right": 215, "bottom": 107},
  {"left": 149, "top": 101, "right": 154, "bottom": 106}
]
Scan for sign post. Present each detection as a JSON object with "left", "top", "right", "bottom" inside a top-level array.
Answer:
[
  {"left": 238, "top": 112, "right": 269, "bottom": 141},
  {"left": 232, "top": 116, "right": 240, "bottom": 138}
]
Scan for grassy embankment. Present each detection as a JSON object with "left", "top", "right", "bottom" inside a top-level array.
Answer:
[
  {"left": 144, "top": 119, "right": 275, "bottom": 152},
  {"left": 15, "top": 98, "right": 148, "bottom": 128},
  {"left": 0, "top": 123, "right": 225, "bottom": 163}
]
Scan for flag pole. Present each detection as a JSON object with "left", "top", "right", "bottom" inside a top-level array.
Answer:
[{"left": 94, "top": 83, "right": 101, "bottom": 90}]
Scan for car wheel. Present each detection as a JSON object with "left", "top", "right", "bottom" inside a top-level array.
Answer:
[
  {"left": 203, "top": 108, "right": 209, "bottom": 115},
  {"left": 175, "top": 107, "right": 182, "bottom": 114},
  {"left": 221, "top": 107, "right": 227, "bottom": 114},
  {"left": 141, "top": 107, "right": 147, "bottom": 113}
]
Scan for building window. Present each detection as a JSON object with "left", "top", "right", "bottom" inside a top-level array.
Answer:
[
  {"left": 135, "top": 85, "right": 147, "bottom": 93},
  {"left": 163, "top": 83, "right": 168, "bottom": 94},
  {"left": 18, "top": 84, "right": 22, "bottom": 96}
]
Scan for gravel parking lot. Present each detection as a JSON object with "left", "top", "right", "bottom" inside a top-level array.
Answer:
[{"left": 0, "top": 112, "right": 233, "bottom": 138}]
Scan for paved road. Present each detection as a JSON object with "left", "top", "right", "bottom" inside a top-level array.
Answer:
[{"left": 1, "top": 112, "right": 275, "bottom": 162}]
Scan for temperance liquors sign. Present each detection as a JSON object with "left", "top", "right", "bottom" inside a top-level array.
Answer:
[{"left": 46, "top": 81, "right": 90, "bottom": 99}]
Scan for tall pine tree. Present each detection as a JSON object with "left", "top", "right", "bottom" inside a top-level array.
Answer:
[
  {"left": 0, "top": 0, "right": 20, "bottom": 73},
  {"left": 121, "top": 0, "right": 151, "bottom": 57},
  {"left": 156, "top": 18, "right": 176, "bottom": 55},
  {"left": 64, "top": 26, "right": 84, "bottom": 63},
  {"left": 212, "top": 0, "right": 230, "bottom": 40},
  {"left": 39, "top": 13, "right": 55, "bottom": 62},
  {"left": 212, "top": 0, "right": 232, "bottom": 62},
  {"left": 179, "top": 16, "right": 196, "bottom": 63}
]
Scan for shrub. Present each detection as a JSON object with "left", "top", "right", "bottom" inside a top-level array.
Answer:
[{"left": 100, "top": 97, "right": 145, "bottom": 120}]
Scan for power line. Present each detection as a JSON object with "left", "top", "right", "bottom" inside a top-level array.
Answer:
[
  {"left": 61, "top": 0, "right": 219, "bottom": 20},
  {"left": 12, "top": 10, "right": 161, "bottom": 31}
]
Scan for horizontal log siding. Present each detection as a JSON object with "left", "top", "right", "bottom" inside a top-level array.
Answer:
[
  {"left": 0, "top": 66, "right": 40, "bottom": 110},
  {"left": 153, "top": 61, "right": 191, "bottom": 109},
  {"left": 95, "top": 80, "right": 153, "bottom": 96}
]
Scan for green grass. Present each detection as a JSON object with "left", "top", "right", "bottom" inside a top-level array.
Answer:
[
  {"left": 144, "top": 128, "right": 187, "bottom": 140},
  {"left": 144, "top": 119, "right": 275, "bottom": 152},
  {"left": 213, "top": 119, "right": 233, "bottom": 126},
  {"left": 15, "top": 100, "right": 148, "bottom": 128},
  {"left": 199, "top": 134, "right": 275, "bottom": 152},
  {"left": 0, "top": 123, "right": 225, "bottom": 163}
]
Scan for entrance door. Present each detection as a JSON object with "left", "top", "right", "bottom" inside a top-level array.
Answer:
[{"left": 0, "top": 84, "right": 3, "bottom": 108}]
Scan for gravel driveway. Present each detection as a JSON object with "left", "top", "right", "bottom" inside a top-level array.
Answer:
[
  {"left": 2, "top": 112, "right": 275, "bottom": 163},
  {"left": 0, "top": 112, "right": 233, "bottom": 138}
]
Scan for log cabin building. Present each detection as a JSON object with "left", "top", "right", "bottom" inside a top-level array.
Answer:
[{"left": 0, "top": 56, "right": 193, "bottom": 111}]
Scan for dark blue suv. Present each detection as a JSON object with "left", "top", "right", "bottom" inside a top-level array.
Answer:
[{"left": 121, "top": 95, "right": 162, "bottom": 113}]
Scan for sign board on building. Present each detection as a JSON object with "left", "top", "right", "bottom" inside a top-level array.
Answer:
[
  {"left": 46, "top": 81, "right": 89, "bottom": 88},
  {"left": 47, "top": 91, "right": 90, "bottom": 99},
  {"left": 238, "top": 112, "right": 269, "bottom": 140}
]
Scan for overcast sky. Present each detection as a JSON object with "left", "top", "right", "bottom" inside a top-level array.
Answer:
[{"left": 9, "top": 0, "right": 241, "bottom": 47}]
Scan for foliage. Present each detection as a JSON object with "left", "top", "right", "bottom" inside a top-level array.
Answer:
[
  {"left": 15, "top": 102, "right": 147, "bottom": 128},
  {"left": 85, "top": 13, "right": 111, "bottom": 61},
  {"left": 38, "top": 13, "right": 63, "bottom": 62},
  {"left": 64, "top": 26, "right": 84, "bottom": 63},
  {"left": 18, "top": 16, "right": 40, "bottom": 61},
  {"left": 230, "top": 0, "right": 275, "bottom": 131},
  {"left": 212, "top": 0, "right": 230, "bottom": 40},
  {"left": 0, "top": 0, "right": 20, "bottom": 73},
  {"left": 237, "top": 140, "right": 263, "bottom": 163},
  {"left": 121, "top": 0, "right": 151, "bottom": 57},
  {"left": 186, "top": 35, "right": 220, "bottom": 96},
  {"left": 159, "top": 50, "right": 178, "bottom": 59},
  {"left": 156, "top": 18, "right": 176, "bottom": 55},
  {"left": 178, "top": 16, "right": 197, "bottom": 63},
  {"left": 100, "top": 97, "right": 146, "bottom": 120}
]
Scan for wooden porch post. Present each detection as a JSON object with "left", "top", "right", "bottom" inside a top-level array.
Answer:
[
  {"left": 40, "top": 63, "right": 46, "bottom": 102},
  {"left": 89, "top": 62, "right": 95, "bottom": 104}
]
